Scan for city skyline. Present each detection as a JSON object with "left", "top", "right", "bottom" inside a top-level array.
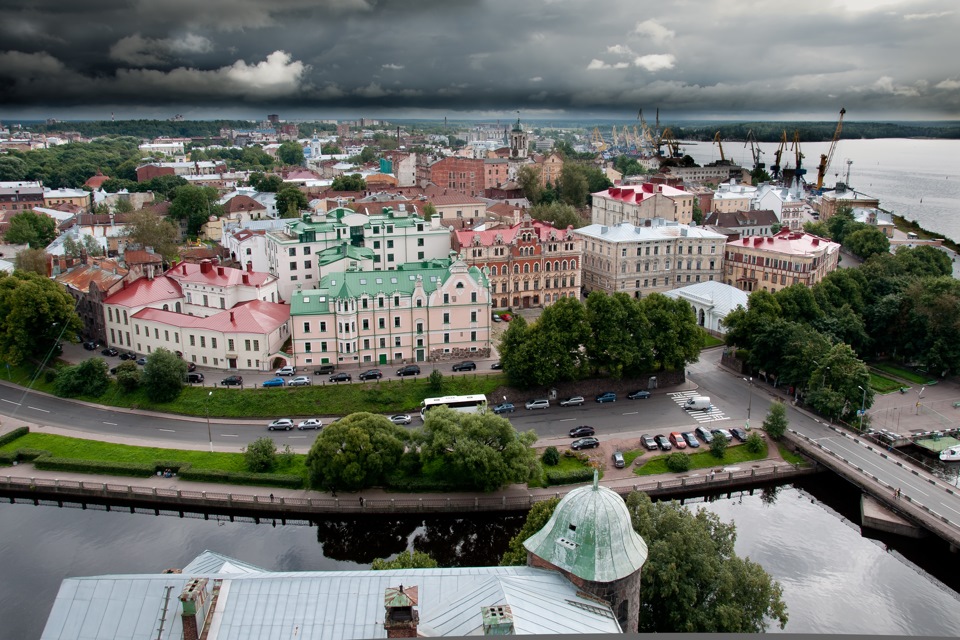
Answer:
[{"left": 1, "top": 0, "right": 958, "bottom": 121}]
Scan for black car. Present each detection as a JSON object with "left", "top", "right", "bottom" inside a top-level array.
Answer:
[
  {"left": 568, "top": 425, "right": 596, "bottom": 438},
  {"left": 627, "top": 390, "right": 651, "bottom": 400},
  {"left": 101, "top": 347, "right": 119, "bottom": 357},
  {"left": 185, "top": 372, "right": 204, "bottom": 384},
  {"left": 571, "top": 437, "right": 600, "bottom": 450},
  {"left": 136, "top": 357, "right": 147, "bottom": 366},
  {"left": 329, "top": 372, "right": 352, "bottom": 383},
  {"left": 730, "top": 427, "right": 748, "bottom": 442},
  {"left": 82, "top": 340, "right": 98, "bottom": 351},
  {"left": 452, "top": 361, "right": 476, "bottom": 372},
  {"left": 314, "top": 364, "right": 336, "bottom": 375},
  {"left": 640, "top": 434, "right": 659, "bottom": 451},
  {"left": 358, "top": 369, "right": 383, "bottom": 381},
  {"left": 396, "top": 365, "right": 421, "bottom": 377},
  {"left": 654, "top": 434, "right": 673, "bottom": 451},
  {"left": 221, "top": 375, "right": 243, "bottom": 386},
  {"left": 118, "top": 352, "right": 134, "bottom": 360},
  {"left": 695, "top": 426, "right": 714, "bottom": 444},
  {"left": 491, "top": 362, "right": 502, "bottom": 370}
]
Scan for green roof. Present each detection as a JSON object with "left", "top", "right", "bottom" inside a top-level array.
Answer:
[
  {"left": 316, "top": 243, "right": 375, "bottom": 267},
  {"left": 523, "top": 476, "right": 647, "bottom": 583}
]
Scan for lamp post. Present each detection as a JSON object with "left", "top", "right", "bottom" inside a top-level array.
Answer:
[
  {"left": 743, "top": 376, "right": 753, "bottom": 430},
  {"left": 206, "top": 391, "right": 213, "bottom": 453},
  {"left": 858, "top": 385, "right": 867, "bottom": 432},
  {"left": 916, "top": 386, "right": 925, "bottom": 415}
]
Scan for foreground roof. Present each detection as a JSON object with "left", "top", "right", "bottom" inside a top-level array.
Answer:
[{"left": 663, "top": 280, "right": 749, "bottom": 317}]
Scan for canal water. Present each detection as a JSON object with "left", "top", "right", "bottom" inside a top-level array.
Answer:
[{"left": 3, "top": 475, "right": 960, "bottom": 639}]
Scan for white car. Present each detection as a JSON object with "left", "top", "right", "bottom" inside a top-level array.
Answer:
[
  {"left": 267, "top": 419, "right": 294, "bottom": 431},
  {"left": 275, "top": 366, "right": 296, "bottom": 376},
  {"left": 297, "top": 418, "right": 323, "bottom": 430},
  {"left": 289, "top": 376, "right": 312, "bottom": 386},
  {"left": 389, "top": 414, "right": 412, "bottom": 425},
  {"left": 559, "top": 396, "right": 584, "bottom": 407},
  {"left": 525, "top": 399, "right": 550, "bottom": 410}
]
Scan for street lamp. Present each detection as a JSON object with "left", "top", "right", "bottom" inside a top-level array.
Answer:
[
  {"left": 206, "top": 391, "right": 213, "bottom": 453},
  {"left": 858, "top": 385, "right": 867, "bottom": 432},
  {"left": 743, "top": 376, "right": 753, "bottom": 430},
  {"left": 916, "top": 386, "right": 925, "bottom": 415}
]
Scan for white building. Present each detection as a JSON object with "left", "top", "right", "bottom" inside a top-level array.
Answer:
[
  {"left": 590, "top": 183, "right": 696, "bottom": 226},
  {"left": 663, "top": 280, "right": 748, "bottom": 335},
  {"left": 753, "top": 182, "right": 810, "bottom": 231}
]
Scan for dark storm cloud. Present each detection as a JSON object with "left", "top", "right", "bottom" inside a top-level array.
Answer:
[{"left": 1, "top": 0, "right": 958, "bottom": 119}]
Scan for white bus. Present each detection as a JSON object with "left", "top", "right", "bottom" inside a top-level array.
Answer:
[{"left": 420, "top": 394, "right": 488, "bottom": 421}]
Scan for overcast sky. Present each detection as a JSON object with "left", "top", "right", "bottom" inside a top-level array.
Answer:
[{"left": 1, "top": 0, "right": 958, "bottom": 121}]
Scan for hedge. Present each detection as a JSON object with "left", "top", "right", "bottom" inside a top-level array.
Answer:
[
  {"left": 33, "top": 456, "right": 156, "bottom": 477},
  {"left": 384, "top": 474, "right": 470, "bottom": 493},
  {"left": 177, "top": 467, "right": 304, "bottom": 489},
  {"left": 0, "top": 427, "right": 29, "bottom": 448},
  {"left": 545, "top": 467, "right": 597, "bottom": 486}
]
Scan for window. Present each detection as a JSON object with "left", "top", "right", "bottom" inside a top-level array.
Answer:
[
  {"left": 244, "top": 339, "right": 251, "bottom": 350},
  {"left": 289, "top": 261, "right": 297, "bottom": 271},
  {"left": 362, "top": 319, "right": 369, "bottom": 330},
  {"left": 471, "top": 311, "right": 477, "bottom": 322},
  {"left": 387, "top": 240, "right": 394, "bottom": 249},
  {"left": 379, "top": 337, "right": 386, "bottom": 348},
  {"left": 253, "top": 340, "right": 259, "bottom": 351},
  {"left": 211, "top": 338, "right": 217, "bottom": 349},
  {"left": 443, "top": 293, "right": 449, "bottom": 304},
  {"left": 303, "top": 322, "right": 310, "bottom": 333},
  {"left": 394, "top": 337, "right": 401, "bottom": 347},
  {"left": 443, "top": 333, "right": 450, "bottom": 343},
  {"left": 190, "top": 335, "right": 195, "bottom": 346},
  {"left": 394, "top": 317, "right": 401, "bottom": 328},
  {"left": 378, "top": 318, "right": 386, "bottom": 329},
  {"left": 417, "top": 238, "right": 424, "bottom": 246},
  {"left": 321, "top": 341, "right": 328, "bottom": 352},
  {"left": 470, "top": 331, "right": 476, "bottom": 341},
  {"left": 305, "top": 342, "right": 312, "bottom": 352},
  {"left": 443, "top": 312, "right": 450, "bottom": 324},
  {"left": 200, "top": 336, "right": 206, "bottom": 348},
  {"left": 304, "top": 260, "right": 312, "bottom": 270},
  {"left": 288, "top": 248, "right": 296, "bottom": 256},
  {"left": 394, "top": 295, "right": 400, "bottom": 306},
  {"left": 319, "top": 321, "right": 327, "bottom": 332},
  {"left": 228, "top": 339, "right": 235, "bottom": 351}
]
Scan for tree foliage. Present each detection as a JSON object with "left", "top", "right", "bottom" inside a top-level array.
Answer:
[
  {"left": 244, "top": 437, "right": 278, "bottom": 473},
  {"left": 305, "top": 412, "right": 409, "bottom": 491},
  {"left": 0, "top": 271, "right": 82, "bottom": 365},
  {"left": 666, "top": 452, "right": 691, "bottom": 472},
  {"left": 763, "top": 402, "right": 788, "bottom": 440},
  {"left": 371, "top": 550, "right": 439, "bottom": 570},
  {"left": 529, "top": 202, "right": 584, "bottom": 229},
  {"left": 14, "top": 248, "right": 49, "bottom": 275},
  {"left": 140, "top": 348, "right": 187, "bottom": 403},
  {"left": 276, "top": 184, "right": 309, "bottom": 218},
  {"left": 277, "top": 141, "right": 305, "bottom": 166},
  {"left": 710, "top": 433, "right": 728, "bottom": 459},
  {"left": 843, "top": 226, "right": 890, "bottom": 260},
  {"left": 168, "top": 185, "right": 222, "bottom": 236},
  {"left": 248, "top": 172, "right": 284, "bottom": 192},
  {"left": 122, "top": 210, "right": 180, "bottom": 258},
  {"left": 331, "top": 173, "right": 367, "bottom": 191},
  {"left": 499, "top": 497, "right": 560, "bottom": 566},
  {"left": 114, "top": 360, "right": 141, "bottom": 393},
  {"left": 415, "top": 407, "right": 538, "bottom": 492},
  {"left": 4, "top": 211, "right": 57, "bottom": 248},
  {"left": 54, "top": 358, "right": 110, "bottom": 398},
  {"left": 516, "top": 165, "right": 543, "bottom": 204}
]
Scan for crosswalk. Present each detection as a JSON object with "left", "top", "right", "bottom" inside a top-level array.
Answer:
[{"left": 668, "top": 391, "right": 731, "bottom": 423}]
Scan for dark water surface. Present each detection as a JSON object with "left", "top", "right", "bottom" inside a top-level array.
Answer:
[{"left": 3, "top": 475, "right": 960, "bottom": 639}]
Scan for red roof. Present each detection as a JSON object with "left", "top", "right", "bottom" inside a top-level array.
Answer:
[
  {"left": 222, "top": 194, "right": 266, "bottom": 214},
  {"left": 454, "top": 219, "right": 575, "bottom": 247},
  {"left": 84, "top": 171, "right": 111, "bottom": 189},
  {"left": 133, "top": 300, "right": 289, "bottom": 334},
  {"left": 734, "top": 228, "right": 839, "bottom": 256},
  {"left": 599, "top": 183, "right": 690, "bottom": 201},
  {"left": 104, "top": 275, "right": 183, "bottom": 308},
  {"left": 167, "top": 259, "right": 273, "bottom": 288}
]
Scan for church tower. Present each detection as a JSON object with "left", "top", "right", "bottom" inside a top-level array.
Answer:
[
  {"left": 510, "top": 116, "right": 529, "bottom": 159},
  {"left": 523, "top": 474, "right": 647, "bottom": 632}
]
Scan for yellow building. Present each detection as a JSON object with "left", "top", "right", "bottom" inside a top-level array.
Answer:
[{"left": 724, "top": 229, "right": 840, "bottom": 294}]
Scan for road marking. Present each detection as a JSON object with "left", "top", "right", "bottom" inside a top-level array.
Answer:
[
  {"left": 102, "top": 421, "right": 117, "bottom": 426},
  {"left": 559, "top": 418, "right": 575, "bottom": 422},
  {"left": 222, "top": 434, "right": 238, "bottom": 437},
  {"left": 1, "top": 399, "right": 21, "bottom": 405},
  {"left": 622, "top": 411, "right": 638, "bottom": 415},
  {"left": 288, "top": 436, "right": 307, "bottom": 439},
  {"left": 27, "top": 406, "right": 49, "bottom": 413},
  {"left": 158, "top": 429, "right": 175, "bottom": 433}
]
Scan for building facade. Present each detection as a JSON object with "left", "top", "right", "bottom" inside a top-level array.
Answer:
[
  {"left": 723, "top": 228, "right": 841, "bottom": 293},
  {"left": 0, "top": 181, "right": 44, "bottom": 213},
  {"left": 289, "top": 258, "right": 491, "bottom": 368},
  {"left": 424, "top": 157, "right": 485, "bottom": 197},
  {"left": 590, "top": 183, "right": 695, "bottom": 227},
  {"left": 452, "top": 214, "right": 582, "bottom": 309},
  {"left": 574, "top": 218, "right": 727, "bottom": 299},
  {"left": 818, "top": 188, "right": 880, "bottom": 221}
]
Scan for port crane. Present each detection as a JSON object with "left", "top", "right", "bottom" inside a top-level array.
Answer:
[
  {"left": 591, "top": 127, "right": 608, "bottom": 151},
  {"left": 745, "top": 130, "right": 765, "bottom": 173},
  {"left": 815, "top": 107, "right": 846, "bottom": 190},
  {"left": 770, "top": 130, "right": 788, "bottom": 180},
  {"left": 713, "top": 131, "right": 726, "bottom": 162},
  {"left": 790, "top": 131, "right": 806, "bottom": 182}
]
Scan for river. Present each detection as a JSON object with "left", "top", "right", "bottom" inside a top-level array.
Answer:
[
  {"left": 681, "top": 138, "right": 960, "bottom": 244},
  {"left": 3, "top": 474, "right": 960, "bottom": 639}
]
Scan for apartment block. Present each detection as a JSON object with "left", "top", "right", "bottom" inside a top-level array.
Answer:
[
  {"left": 591, "top": 183, "right": 695, "bottom": 227},
  {"left": 723, "top": 228, "right": 841, "bottom": 293}
]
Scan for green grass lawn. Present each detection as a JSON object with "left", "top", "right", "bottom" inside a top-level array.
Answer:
[
  {"left": 623, "top": 448, "right": 646, "bottom": 467},
  {"left": 634, "top": 441, "right": 768, "bottom": 476},
  {"left": 869, "top": 372, "right": 904, "bottom": 394},
  {"left": 700, "top": 331, "right": 725, "bottom": 349},
  {"left": 870, "top": 362, "right": 935, "bottom": 385},
  {"left": 0, "top": 432, "right": 307, "bottom": 476},
  {"left": 776, "top": 442, "right": 806, "bottom": 465}
]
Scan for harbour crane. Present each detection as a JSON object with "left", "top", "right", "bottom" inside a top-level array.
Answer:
[
  {"left": 815, "top": 107, "right": 846, "bottom": 190},
  {"left": 790, "top": 130, "right": 806, "bottom": 182},
  {"left": 591, "top": 127, "right": 607, "bottom": 151},
  {"left": 745, "top": 130, "right": 765, "bottom": 173},
  {"left": 713, "top": 131, "right": 726, "bottom": 163},
  {"left": 770, "top": 130, "right": 788, "bottom": 180}
]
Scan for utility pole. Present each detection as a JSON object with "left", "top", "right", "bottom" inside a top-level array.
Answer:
[{"left": 206, "top": 391, "right": 213, "bottom": 453}]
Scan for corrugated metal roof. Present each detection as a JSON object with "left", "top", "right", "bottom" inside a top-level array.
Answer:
[{"left": 181, "top": 550, "right": 266, "bottom": 575}]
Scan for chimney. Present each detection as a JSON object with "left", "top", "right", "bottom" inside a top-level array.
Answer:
[
  {"left": 217, "top": 266, "right": 225, "bottom": 276},
  {"left": 179, "top": 578, "right": 213, "bottom": 640},
  {"left": 182, "top": 263, "right": 188, "bottom": 275},
  {"left": 482, "top": 605, "right": 515, "bottom": 636},
  {"left": 230, "top": 311, "right": 235, "bottom": 323},
  {"left": 200, "top": 260, "right": 212, "bottom": 274},
  {"left": 242, "top": 273, "right": 249, "bottom": 285},
  {"left": 246, "top": 261, "right": 253, "bottom": 273},
  {"left": 383, "top": 584, "right": 419, "bottom": 639}
]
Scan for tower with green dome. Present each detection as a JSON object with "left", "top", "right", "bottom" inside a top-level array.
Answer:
[{"left": 523, "top": 474, "right": 648, "bottom": 631}]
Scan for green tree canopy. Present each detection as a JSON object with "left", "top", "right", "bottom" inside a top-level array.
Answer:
[
  {"left": 499, "top": 497, "right": 560, "bottom": 566},
  {"left": 54, "top": 358, "right": 111, "bottom": 398},
  {"left": 276, "top": 184, "right": 309, "bottom": 218},
  {"left": 244, "top": 437, "right": 278, "bottom": 473},
  {"left": 844, "top": 226, "right": 890, "bottom": 260},
  {"left": 168, "top": 185, "right": 222, "bottom": 236},
  {"left": 0, "top": 271, "right": 82, "bottom": 365},
  {"left": 122, "top": 210, "right": 180, "bottom": 258},
  {"left": 140, "top": 348, "right": 187, "bottom": 403},
  {"left": 414, "top": 406, "right": 538, "bottom": 492},
  {"left": 305, "top": 412, "right": 409, "bottom": 491},
  {"left": 371, "top": 551, "right": 439, "bottom": 570},
  {"left": 529, "top": 202, "right": 584, "bottom": 229},
  {"left": 763, "top": 401, "right": 789, "bottom": 439},
  {"left": 4, "top": 211, "right": 57, "bottom": 248},
  {"left": 277, "top": 141, "right": 306, "bottom": 166},
  {"left": 14, "top": 248, "right": 49, "bottom": 275},
  {"left": 585, "top": 291, "right": 653, "bottom": 378},
  {"left": 249, "top": 172, "right": 284, "bottom": 192},
  {"left": 516, "top": 165, "right": 543, "bottom": 204},
  {"left": 331, "top": 174, "right": 367, "bottom": 191},
  {"left": 640, "top": 293, "right": 704, "bottom": 371}
]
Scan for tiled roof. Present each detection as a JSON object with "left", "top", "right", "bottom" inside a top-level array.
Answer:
[
  {"left": 594, "top": 183, "right": 691, "bottom": 201},
  {"left": 222, "top": 194, "right": 266, "bottom": 214},
  {"left": 732, "top": 228, "right": 840, "bottom": 256},
  {"left": 166, "top": 260, "right": 274, "bottom": 287},
  {"left": 133, "top": 300, "right": 289, "bottom": 333},
  {"left": 55, "top": 260, "right": 128, "bottom": 292},
  {"left": 703, "top": 209, "right": 779, "bottom": 228},
  {"left": 123, "top": 250, "right": 164, "bottom": 265},
  {"left": 454, "top": 219, "right": 575, "bottom": 247},
  {"left": 103, "top": 275, "right": 183, "bottom": 307}
]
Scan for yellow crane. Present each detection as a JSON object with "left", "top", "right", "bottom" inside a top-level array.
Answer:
[
  {"left": 815, "top": 107, "right": 846, "bottom": 190},
  {"left": 713, "top": 131, "right": 726, "bottom": 162},
  {"left": 591, "top": 127, "right": 607, "bottom": 151}
]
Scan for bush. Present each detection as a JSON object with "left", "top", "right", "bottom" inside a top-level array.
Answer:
[
  {"left": 542, "top": 446, "right": 560, "bottom": 466},
  {"left": 141, "top": 348, "right": 187, "bottom": 402},
  {"left": 745, "top": 432, "right": 766, "bottom": 454},
  {"left": 384, "top": 473, "right": 465, "bottom": 492},
  {"left": 665, "top": 452, "right": 691, "bottom": 473},
  {"left": 428, "top": 369, "right": 443, "bottom": 392},
  {"left": 545, "top": 467, "right": 596, "bottom": 485},
  {"left": 710, "top": 434, "right": 728, "bottom": 459},
  {"left": 763, "top": 401, "right": 788, "bottom": 440},
  {"left": 54, "top": 358, "right": 110, "bottom": 398},
  {"left": 244, "top": 437, "right": 277, "bottom": 473},
  {"left": 114, "top": 361, "right": 141, "bottom": 393},
  {"left": 177, "top": 467, "right": 304, "bottom": 489},
  {"left": 33, "top": 456, "right": 155, "bottom": 477},
  {"left": 0, "top": 426, "right": 29, "bottom": 448}
]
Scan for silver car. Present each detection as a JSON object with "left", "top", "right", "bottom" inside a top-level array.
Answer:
[{"left": 525, "top": 399, "right": 550, "bottom": 410}]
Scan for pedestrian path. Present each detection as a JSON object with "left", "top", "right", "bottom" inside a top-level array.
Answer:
[{"left": 668, "top": 390, "right": 731, "bottom": 423}]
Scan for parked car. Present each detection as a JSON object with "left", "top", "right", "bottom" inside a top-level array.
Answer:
[
  {"left": 682, "top": 431, "right": 701, "bottom": 448},
  {"left": 221, "top": 375, "right": 243, "bottom": 386},
  {"left": 289, "top": 376, "right": 312, "bottom": 386},
  {"left": 669, "top": 432, "right": 687, "bottom": 449},
  {"left": 627, "top": 390, "right": 651, "bottom": 400},
  {"left": 595, "top": 392, "right": 617, "bottom": 403},
  {"left": 314, "top": 364, "right": 336, "bottom": 375},
  {"left": 396, "top": 365, "right": 421, "bottom": 377},
  {"left": 612, "top": 451, "right": 625, "bottom": 468},
  {"left": 569, "top": 425, "right": 595, "bottom": 438},
  {"left": 82, "top": 341, "right": 98, "bottom": 351},
  {"left": 101, "top": 347, "right": 119, "bottom": 357},
  {"left": 500, "top": 313, "right": 512, "bottom": 322},
  {"left": 712, "top": 428, "right": 733, "bottom": 442},
  {"left": 490, "top": 362, "right": 502, "bottom": 370},
  {"left": 267, "top": 419, "right": 294, "bottom": 431},
  {"left": 571, "top": 437, "right": 600, "bottom": 450},
  {"left": 136, "top": 357, "right": 147, "bottom": 366},
  {"left": 276, "top": 365, "right": 296, "bottom": 376},
  {"left": 730, "top": 427, "right": 748, "bottom": 442},
  {"left": 640, "top": 434, "right": 659, "bottom": 451},
  {"left": 492, "top": 314, "right": 502, "bottom": 322},
  {"left": 695, "top": 426, "right": 714, "bottom": 444},
  {"left": 297, "top": 418, "right": 323, "bottom": 430},
  {"left": 654, "top": 434, "right": 672, "bottom": 451},
  {"left": 186, "top": 362, "right": 197, "bottom": 372},
  {"left": 358, "top": 369, "right": 383, "bottom": 381},
  {"left": 559, "top": 396, "right": 585, "bottom": 407},
  {"left": 185, "top": 372, "right": 204, "bottom": 384},
  {"left": 389, "top": 414, "right": 412, "bottom": 425},
  {"left": 329, "top": 372, "right": 352, "bottom": 383},
  {"left": 525, "top": 399, "right": 550, "bottom": 410},
  {"left": 118, "top": 352, "right": 134, "bottom": 360},
  {"left": 452, "top": 361, "right": 476, "bottom": 372},
  {"left": 492, "top": 402, "right": 515, "bottom": 414},
  {"left": 262, "top": 377, "right": 285, "bottom": 387}
]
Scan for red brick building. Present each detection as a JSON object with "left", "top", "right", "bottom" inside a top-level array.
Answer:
[{"left": 425, "top": 157, "right": 485, "bottom": 197}]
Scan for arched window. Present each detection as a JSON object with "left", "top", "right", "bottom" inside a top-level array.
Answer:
[
  {"left": 570, "top": 259, "right": 577, "bottom": 269},
  {"left": 523, "top": 263, "right": 530, "bottom": 273},
  {"left": 513, "top": 264, "right": 520, "bottom": 274},
  {"left": 562, "top": 260, "right": 568, "bottom": 270},
  {"left": 545, "top": 261, "right": 552, "bottom": 272},
  {"left": 491, "top": 265, "right": 498, "bottom": 276},
  {"left": 554, "top": 260, "right": 560, "bottom": 271},
  {"left": 533, "top": 262, "right": 540, "bottom": 272}
]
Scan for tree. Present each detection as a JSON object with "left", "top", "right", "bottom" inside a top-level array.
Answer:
[
  {"left": 416, "top": 406, "right": 538, "bottom": 492},
  {"left": 692, "top": 199, "right": 704, "bottom": 225},
  {"left": 140, "top": 348, "right": 187, "bottom": 403},
  {"left": 249, "top": 172, "right": 284, "bottom": 192},
  {"left": 803, "top": 220, "right": 831, "bottom": 238},
  {"left": 526, "top": 298, "right": 592, "bottom": 385},
  {"left": 499, "top": 497, "right": 560, "bottom": 566},
  {"left": 112, "top": 198, "right": 134, "bottom": 214},
  {"left": 844, "top": 226, "right": 890, "bottom": 260},
  {"left": 763, "top": 401, "right": 788, "bottom": 440},
  {"left": 542, "top": 446, "right": 560, "bottom": 466},
  {"left": 710, "top": 433, "right": 728, "bottom": 458},
  {"left": 516, "top": 165, "right": 543, "bottom": 204},
  {"left": 306, "top": 412, "right": 409, "bottom": 491},
  {"left": 122, "top": 210, "right": 179, "bottom": 258},
  {"left": 666, "top": 452, "right": 691, "bottom": 472},
  {"left": 331, "top": 173, "right": 367, "bottom": 191},
  {"left": 371, "top": 550, "right": 439, "bottom": 570},
  {"left": 276, "top": 184, "right": 309, "bottom": 218},
  {"left": 428, "top": 369, "right": 443, "bottom": 392},
  {"left": 751, "top": 167, "right": 772, "bottom": 185},
  {"left": 423, "top": 202, "right": 437, "bottom": 218},
  {"left": 114, "top": 360, "right": 141, "bottom": 393},
  {"left": 558, "top": 163, "right": 589, "bottom": 207},
  {"left": 244, "top": 437, "right": 277, "bottom": 473},
  {"left": 585, "top": 291, "right": 652, "bottom": 378},
  {"left": 168, "top": 184, "right": 221, "bottom": 236},
  {"left": 640, "top": 293, "right": 704, "bottom": 371},
  {"left": 745, "top": 432, "right": 766, "bottom": 453},
  {"left": 14, "top": 248, "right": 49, "bottom": 275},
  {"left": 320, "top": 143, "right": 341, "bottom": 155},
  {"left": 0, "top": 156, "right": 28, "bottom": 181},
  {"left": 82, "top": 235, "right": 104, "bottom": 257},
  {"left": 4, "top": 211, "right": 57, "bottom": 248},
  {"left": 53, "top": 358, "right": 110, "bottom": 398},
  {"left": 626, "top": 492, "right": 788, "bottom": 632},
  {"left": 529, "top": 202, "right": 583, "bottom": 229},
  {"left": 0, "top": 271, "right": 82, "bottom": 365},
  {"left": 277, "top": 141, "right": 305, "bottom": 166},
  {"left": 498, "top": 316, "right": 537, "bottom": 387}
]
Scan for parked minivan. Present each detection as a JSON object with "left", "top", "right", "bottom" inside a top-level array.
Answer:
[
  {"left": 313, "top": 364, "right": 336, "bottom": 375},
  {"left": 683, "top": 396, "right": 712, "bottom": 411}
]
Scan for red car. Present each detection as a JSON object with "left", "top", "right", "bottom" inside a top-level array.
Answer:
[{"left": 501, "top": 313, "right": 512, "bottom": 322}]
